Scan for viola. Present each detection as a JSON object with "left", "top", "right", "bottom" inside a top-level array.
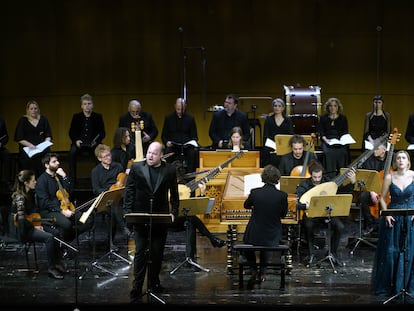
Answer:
[
  {"left": 14, "top": 212, "right": 56, "bottom": 227},
  {"left": 110, "top": 172, "right": 128, "bottom": 190},
  {"left": 55, "top": 176, "right": 75, "bottom": 212}
]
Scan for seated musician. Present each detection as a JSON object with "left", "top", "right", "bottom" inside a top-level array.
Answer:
[
  {"left": 91, "top": 144, "right": 131, "bottom": 251},
  {"left": 218, "top": 126, "right": 251, "bottom": 151},
  {"left": 110, "top": 127, "right": 135, "bottom": 172},
  {"left": 357, "top": 141, "right": 390, "bottom": 236},
  {"left": 12, "top": 169, "right": 66, "bottom": 279},
  {"left": 35, "top": 153, "right": 93, "bottom": 246},
  {"left": 170, "top": 161, "right": 225, "bottom": 263},
  {"left": 242, "top": 164, "right": 288, "bottom": 289},
  {"left": 296, "top": 160, "right": 356, "bottom": 267},
  {"left": 278, "top": 134, "right": 317, "bottom": 176},
  {"left": 208, "top": 93, "right": 251, "bottom": 149}
]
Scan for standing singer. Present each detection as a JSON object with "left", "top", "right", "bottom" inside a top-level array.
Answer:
[
  {"left": 371, "top": 150, "right": 414, "bottom": 298},
  {"left": 124, "top": 142, "right": 179, "bottom": 303}
]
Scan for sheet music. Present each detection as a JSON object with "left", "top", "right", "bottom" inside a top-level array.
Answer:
[
  {"left": 265, "top": 138, "right": 276, "bottom": 151},
  {"left": 365, "top": 140, "right": 391, "bottom": 151},
  {"left": 23, "top": 140, "right": 53, "bottom": 158},
  {"left": 244, "top": 173, "right": 264, "bottom": 196}
]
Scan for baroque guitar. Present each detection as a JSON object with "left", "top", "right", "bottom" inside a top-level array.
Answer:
[{"left": 178, "top": 150, "right": 244, "bottom": 199}]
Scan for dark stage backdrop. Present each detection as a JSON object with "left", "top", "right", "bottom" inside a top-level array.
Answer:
[{"left": 0, "top": 0, "right": 413, "bottom": 153}]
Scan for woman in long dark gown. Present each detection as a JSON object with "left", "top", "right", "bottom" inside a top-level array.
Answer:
[{"left": 371, "top": 150, "right": 414, "bottom": 298}]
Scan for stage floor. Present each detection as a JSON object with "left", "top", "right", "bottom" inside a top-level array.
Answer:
[{"left": 0, "top": 214, "right": 412, "bottom": 310}]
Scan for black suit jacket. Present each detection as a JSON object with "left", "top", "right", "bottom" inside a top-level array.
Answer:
[
  {"left": 123, "top": 160, "right": 179, "bottom": 231},
  {"left": 243, "top": 184, "right": 288, "bottom": 246}
]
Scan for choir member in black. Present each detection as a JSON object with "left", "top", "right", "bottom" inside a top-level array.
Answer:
[
  {"left": 36, "top": 153, "right": 93, "bottom": 243},
  {"left": 118, "top": 99, "right": 158, "bottom": 155},
  {"left": 124, "top": 142, "right": 179, "bottom": 303},
  {"left": 296, "top": 160, "right": 356, "bottom": 267},
  {"left": 405, "top": 113, "right": 414, "bottom": 161},
  {"left": 68, "top": 93, "right": 105, "bottom": 183},
  {"left": 262, "top": 98, "right": 294, "bottom": 167},
  {"left": 358, "top": 141, "right": 390, "bottom": 236},
  {"left": 317, "top": 97, "right": 351, "bottom": 178},
  {"left": 242, "top": 164, "right": 288, "bottom": 288},
  {"left": 362, "top": 95, "right": 391, "bottom": 150},
  {"left": 208, "top": 94, "right": 251, "bottom": 149},
  {"left": 14, "top": 100, "right": 53, "bottom": 178},
  {"left": 161, "top": 97, "right": 199, "bottom": 173},
  {"left": 12, "top": 169, "right": 65, "bottom": 279},
  {"left": 111, "top": 127, "right": 135, "bottom": 172},
  {"left": 278, "top": 134, "right": 317, "bottom": 176},
  {"left": 91, "top": 144, "right": 130, "bottom": 251},
  {"left": 0, "top": 116, "right": 11, "bottom": 189}
]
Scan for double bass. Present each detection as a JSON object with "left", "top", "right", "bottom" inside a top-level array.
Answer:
[{"left": 369, "top": 128, "right": 400, "bottom": 218}]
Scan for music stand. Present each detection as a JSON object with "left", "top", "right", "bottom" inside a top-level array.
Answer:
[
  {"left": 279, "top": 176, "right": 308, "bottom": 194},
  {"left": 170, "top": 197, "right": 215, "bottom": 275},
  {"left": 347, "top": 169, "right": 380, "bottom": 255},
  {"left": 307, "top": 194, "right": 352, "bottom": 273},
  {"left": 380, "top": 208, "right": 414, "bottom": 304},
  {"left": 79, "top": 188, "right": 131, "bottom": 279}
]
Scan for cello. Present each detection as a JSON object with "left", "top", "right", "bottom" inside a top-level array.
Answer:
[{"left": 290, "top": 133, "right": 316, "bottom": 178}]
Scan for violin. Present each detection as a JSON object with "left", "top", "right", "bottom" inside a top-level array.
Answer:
[
  {"left": 14, "top": 212, "right": 56, "bottom": 227},
  {"left": 55, "top": 176, "right": 75, "bottom": 212}
]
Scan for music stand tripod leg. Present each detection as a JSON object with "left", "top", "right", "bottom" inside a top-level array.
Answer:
[
  {"left": 170, "top": 210, "right": 210, "bottom": 274},
  {"left": 349, "top": 183, "right": 377, "bottom": 255},
  {"left": 142, "top": 198, "right": 166, "bottom": 304},
  {"left": 315, "top": 215, "right": 341, "bottom": 274}
]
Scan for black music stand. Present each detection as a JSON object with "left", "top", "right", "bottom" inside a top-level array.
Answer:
[
  {"left": 170, "top": 197, "right": 215, "bottom": 275},
  {"left": 380, "top": 208, "right": 414, "bottom": 304},
  {"left": 125, "top": 210, "right": 173, "bottom": 304},
  {"left": 79, "top": 188, "right": 131, "bottom": 279},
  {"left": 347, "top": 169, "right": 380, "bottom": 255},
  {"left": 307, "top": 194, "right": 352, "bottom": 274}
]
